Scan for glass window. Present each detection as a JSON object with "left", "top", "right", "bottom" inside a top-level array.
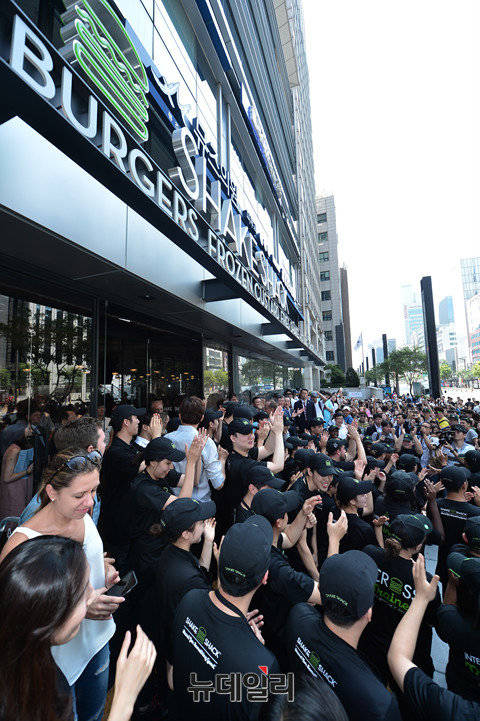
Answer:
[
  {"left": 324, "top": 330, "right": 333, "bottom": 341},
  {"left": 317, "top": 212, "right": 327, "bottom": 223},
  {"left": 203, "top": 345, "right": 229, "bottom": 398},
  {"left": 318, "top": 232, "right": 328, "bottom": 242},
  {"left": 319, "top": 251, "right": 329, "bottom": 263},
  {"left": 236, "top": 354, "right": 300, "bottom": 400},
  {"left": 322, "top": 310, "right": 332, "bottom": 321},
  {"left": 320, "top": 271, "right": 330, "bottom": 281},
  {"left": 0, "top": 294, "right": 92, "bottom": 408},
  {"left": 321, "top": 291, "right": 331, "bottom": 301},
  {"left": 326, "top": 351, "right": 335, "bottom": 361}
]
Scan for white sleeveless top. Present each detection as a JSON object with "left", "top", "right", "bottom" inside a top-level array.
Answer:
[{"left": 12, "top": 514, "right": 115, "bottom": 685}]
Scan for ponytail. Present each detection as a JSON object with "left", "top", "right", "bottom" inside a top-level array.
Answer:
[{"left": 385, "top": 536, "right": 402, "bottom": 557}]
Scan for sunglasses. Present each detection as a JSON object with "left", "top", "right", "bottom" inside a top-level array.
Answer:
[{"left": 50, "top": 451, "right": 102, "bottom": 483}]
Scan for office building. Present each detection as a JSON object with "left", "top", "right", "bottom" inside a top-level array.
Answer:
[
  {"left": 436, "top": 323, "right": 457, "bottom": 366},
  {"left": 465, "top": 293, "right": 480, "bottom": 364},
  {"left": 439, "top": 296, "right": 454, "bottom": 325},
  {"left": 316, "top": 195, "right": 347, "bottom": 370},
  {"left": 340, "top": 266, "right": 353, "bottom": 369},
  {"left": 402, "top": 284, "right": 424, "bottom": 347},
  {"left": 461, "top": 258, "right": 480, "bottom": 361},
  {"left": 0, "top": 0, "right": 325, "bottom": 409},
  {"left": 275, "top": 0, "right": 325, "bottom": 387}
]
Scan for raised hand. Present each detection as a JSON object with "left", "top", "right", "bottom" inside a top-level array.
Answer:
[
  {"left": 112, "top": 626, "right": 157, "bottom": 714},
  {"left": 412, "top": 554, "right": 439, "bottom": 603},
  {"left": 203, "top": 517, "right": 216, "bottom": 544},
  {"left": 185, "top": 428, "right": 208, "bottom": 463},
  {"left": 327, "top": 510, "right": 348, "bottom": 540}
]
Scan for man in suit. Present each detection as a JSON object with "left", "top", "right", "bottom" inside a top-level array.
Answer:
[{"left": 293, "top": 388, "right": 316, "bottom": 432}]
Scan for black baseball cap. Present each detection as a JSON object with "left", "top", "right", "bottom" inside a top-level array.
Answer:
[
  {"left": 452, "top": 424, "right": 466, "bottom": 433},
  {"left": 285, "top": 436, "right": 308, "bottom": 450},
  {"left": 326, "top": 438, "right": 347, "bottom": 455},
  {"left": 397, "top": 454, "right": 419, "bottom": 472},
  {"left": 371, "top": 442, "right": 388, "bottom": 457},
  {"left": 308, "top": 453, "right": 335, "bottom": 477},
  {"left": 203, "top": 409, "right": 223, "bottom": 424},
  {"left": 251, "top": 488, "right": 301, "bottom": 524},
  {"left": 439, "top": 465, "right": 469, "bottom": 490},
  {"left": 308, "top": 418, "right": 325, "bottom": 429},
  {"left": 294, "top": 448, "right": 316, "bottom": 469},
  {"left": 219, "top": 515, "right": 272, "bottom": 596},
  {"left": 320, "top": 550, "right": 378, "bottom": 621},
  {"left": 160, "top": 498, "right": 216, "bottom": 537},
  {"left": 228, "top": 418, "right": 254, "bottom": 435},
  {"left": 385, "top": 470, "right": 414, "bottom": 498},
  {"left": 464, "top": 516, "right": 480, "bottom": 552},
  {"left": 254, "top": 410, "right": 270, "bottom": 421},
  {"left": 233, "top": 404, "right": 255, "bottom": 420},
  {"left": 111, "top": 404, "right": 146, "bottom": 421},
  {"left": 389, "top": 514, "right": 433, "bottom": 548},
  {"left": 144, "top": 436, "right": 186, "bottom": 462},
  {"left": 446, "top": 553, "right": 480, "bottom": 590},
  {"left": 241, "top": 465, "right": 284, "bottom": 491},
  {"left": 336, "top": 476, "right": 373, "bottom": 504},
  {"left": 464, "top": 450, "right": 480, "bottom": 472},
  {"left": 365, "top": 455, "right": 386, "bottom": 471}
]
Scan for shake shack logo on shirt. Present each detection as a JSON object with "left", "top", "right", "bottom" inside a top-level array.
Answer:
[
  {"left": 439, "top": 507, "right": 469, "bottom": 521},
  {"left": 294, "top": 637, "right": 337, "bottom": 688},
  {"left": 182, "top": 617, "right": 222, "bottom": 669},
  {"left": 465, "top": 653, "right": 480, "bottom": 677},
  {"left": 374, "top": 569, "right": 413, "bottom": 612}
]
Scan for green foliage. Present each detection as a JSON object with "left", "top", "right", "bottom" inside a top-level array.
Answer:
[
  {"left": 324, "top": 364, "right": 346, "bottom": 388},
  {"left": 204, "top": 368, "right": 229, "bottom": 391},
  {"left": 345, "top": 367, "right": 360, "bottom": 387},
  {"left": 439, "top": 361, "right": 453, "bottom": 381},
  {"left": 471, "top": 362, "right": 480, "bottom": 380}
]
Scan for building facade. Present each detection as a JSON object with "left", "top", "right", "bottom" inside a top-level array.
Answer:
[
  {"left": 402, "top": 284, "right": 424, "bottom": 347},
  {"left": 439, "top": 296, "right": 454, "bottom": 325},
  {"left": 274, "top": 0, "right": 325, "bottom": 387},
  {"left": 0, "top": 0, "right": 324, "bottom": 409},
  {"left": 316, "top": 195, "right": 347, "bottom": 370},
  {"left": 340, "top": 266, "right": 352, "bottom": 370},
  {"left": 461, "top": 258, "right": 480, "bottom": 362}
]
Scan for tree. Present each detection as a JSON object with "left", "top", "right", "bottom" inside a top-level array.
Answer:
[
  {"left": 440, "top": 361, "right": 453, "bottom": 382},
  {"left": 345, "top": 367, "right": 360, "bottom": 387},
  {"left": 471, "top": 362, "right": 480, "bottom": 380},
  {"left": 324, "top": 364, "right": 346, "bottom": 388},
  {"left": 365, "top": 365, "right": 384, "bottom": 386},
  {"left": 398, "top": 347, "right": 427, "bottom": 393}
]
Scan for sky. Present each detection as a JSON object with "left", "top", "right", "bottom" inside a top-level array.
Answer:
[{"left": 302, "top": 0, "right": 479, "bottom": 367}]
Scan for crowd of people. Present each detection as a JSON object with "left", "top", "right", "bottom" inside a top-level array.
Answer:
[{"left": 1, "top": 386, "right": 480, "bottom": 720}]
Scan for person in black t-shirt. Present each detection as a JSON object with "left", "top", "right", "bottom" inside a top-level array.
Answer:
[
  {"left": 171, "top": 515, "right": 279, "bottom": 721},
  {"left": 433, "top": 465, "right": 480, "bottom": 586},
  {"left": 388, "top": 553, "right": 480, "bottom": 721},
  {"left": 127, "top": 434, "right": 206, "bottom": 586},
  {"left": 359, "top": 514, "right": 440, "bottom": 683},
  {"left": 144, "top": 498, "right": 216, "bottom": 661},
  {"left": 98, "top": 404, "right": 146, "bottom": 572},
  {"left": 285, "top": 550, "right": 402, "bottom": 721},
  {"left": 374, "top": 470, "right": 417, "bottom": 521},
  {"left": 251, "top": 488, "right": 322, "bottom": 668},
  {"left": 234, "top": 464, "right": 285, "bottom": 523},
  {"left": 436, "top": 552, "right": 480, "bottom": 701},
  {"left": 218, "top": 412, "right": 285, "bottom": 538},
  {"left": 336, "top": 476, "right": 384, "bottom": 552}
]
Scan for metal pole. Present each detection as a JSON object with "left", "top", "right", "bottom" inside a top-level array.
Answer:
[
  {"left": 421, "top": 276, "right": 441, "bottom": 398},
  {"left": 372, "top": 348, "right": 377, "bottom": 387},
  {"left": 382, "top": 334, "right": 390, "bottom": 387}
]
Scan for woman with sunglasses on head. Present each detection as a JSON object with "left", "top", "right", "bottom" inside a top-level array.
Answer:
[
  {"left": 0, "top": 535, "right": 156, "bottom": 721},
  {"left": 0, "top": 449, "right": 123, "bottom": 721}
]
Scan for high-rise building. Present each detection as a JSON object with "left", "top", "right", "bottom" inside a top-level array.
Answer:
[
  {"left": 316, "top": 195, "right": 345, "bottom": 369},
  {"left": 439, "top": 296, "right": 454, "bottom": 325},
  {"left": 0, "top": 0, "right": 326, "bottom": 409},
  {"left": 275, "top": 0, "right": 325, "bottom": 386},
  {"left": 461, "top": 258, "right": 480, "bottom": 361},
  {"left": 402, "top": 284, "right": 424, "bottom": 347},
  {"left": 340, "top": 266, "right": 353, "bottom": 369}
]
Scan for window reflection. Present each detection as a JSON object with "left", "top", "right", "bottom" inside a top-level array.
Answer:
[{"left": 237, "top": 355, "right": 301, "bottom": 400}]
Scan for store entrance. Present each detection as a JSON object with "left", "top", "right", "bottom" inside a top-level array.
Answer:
[{"left": 98, "top": 312, "right": 203, "bottom": 414}]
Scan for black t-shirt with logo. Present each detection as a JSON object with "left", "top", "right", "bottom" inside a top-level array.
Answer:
[
  {"left": 359, "top": 545, "right": 440, "bottom": 680},
  {"left": 403, "top": 666, "right": 480, "bottom": 720},
  {"left": 436, "top": 604, "right": 480, "bottom": 701},
  {"left": 148, "top": 544, "right": 211, "bottom": 662},
  {"left": 253, "top": 536, "right": 314, "bottom": 668},
  {"left": 433, "top": 499, "right": 480, "bottom": 583},
  {"left": 172, "top": 588, "right": 279, "bottom": 721},
  {"left": 285, "top": 603, "right": 402, "bottom": 721},
  {"left": 127, "top": 471, "right": 172, "bottom": 580},
  {"left": 338, "top": 512, "right": 377, "bottom": 552}
]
